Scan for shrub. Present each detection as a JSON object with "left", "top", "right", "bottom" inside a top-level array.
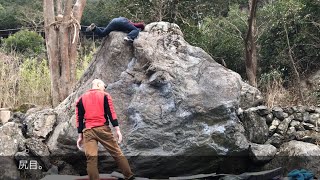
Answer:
[
  {"left": 0, "top": 51, "right": 20, "bottom": 107},
  {"left": 258, "top": 69, "right": 295, "bottom": 108},
  {"left": 0, "top": 52, "right": 51, "bottom": 108},
  {"left": 3, "top": 29, "right": 44, "bottom": 55},
  {"left": 18, "top": 58, "right": 51, "bottom": 105},
  {"left": 77, "top": 50, "right": 94, "bottom": 80}
]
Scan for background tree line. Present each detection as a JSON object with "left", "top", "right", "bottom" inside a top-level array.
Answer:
[{"left": 0, "top": 0, "right": 319, "bottom": 108}]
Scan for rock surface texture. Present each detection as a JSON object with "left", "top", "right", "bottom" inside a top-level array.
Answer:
[
  {"left": 48, "top": 22, "right": 261, "bottom": 177},
  {"left": 1, "top": 22, "right": 319, "bottom": 179}
]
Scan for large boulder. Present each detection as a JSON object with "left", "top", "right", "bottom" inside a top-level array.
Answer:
[
  {"left": 47, "top": 22, "right": 262, "bottom": 177},
  {"left": 24, "top": 108, "right": 56, "bottom": 139},
  {"left": 240, "top": 107, "right": 269, "bottom": 144},
  {"left": 249, "top": 143, "right": 277, "bottom": 163},
  {"left": 264, "top": 140, "right": 320, "bottom": 177},
  {"left": 0, "top": 122, "right": 25, "bottom": 180},
  {"left": 0, "top": 122, "right": 25, "bottom": 156}
]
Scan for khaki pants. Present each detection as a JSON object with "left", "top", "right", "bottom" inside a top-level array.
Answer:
[{"left": 83, "top": 126, "right": 134, "bottom": 180}]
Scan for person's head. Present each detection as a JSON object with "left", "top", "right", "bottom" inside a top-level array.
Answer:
[
  {"left": 92, "top": 79, "right": 106, "bottom": 91},
  {"left": 133, "top": 22, "right": 145, "bottom": 31}
]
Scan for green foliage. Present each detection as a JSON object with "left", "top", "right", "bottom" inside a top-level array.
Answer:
[
  {"left": 3, "top": 29, "right": 44, "bottom": 55},
  {"left": 258, "top": 0, "right": 320, "bottom": 77},
  {"left": 195, "top": 5, "right": 247, "bottom": 76},
  {"left": 0, "top": 5, "right": 20, "bottom": 29},
  {"left": 82, "top": 0, "right": 116, "bottom": 26},
  {"left": 0, "top": 52, "right": 51, "bottom": 107},
  {"left": 77, "top": 51, "right": 94, "bottom": 80},
  {"left": 0, "top": 0, "right": 42, "bottom": 29},
  {"left": 259, "top": 69, "right": 283, "bottom": 91},
  {"left": 18, "top": 58, "right": 51, "bottom": 105},
  {"left": 0, "top": 44, "right": 96, "bottom": 107},
  {"left": 184, "top": 0, "right": 320, "bottom": 81}
]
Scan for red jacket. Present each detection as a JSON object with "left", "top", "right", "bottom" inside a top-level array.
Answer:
[
  {"left": 75, "top": 89, "right": 119, "bottom": 133},
  {"left": 128, "top": 19, "right": 145, "bottom": 30}
]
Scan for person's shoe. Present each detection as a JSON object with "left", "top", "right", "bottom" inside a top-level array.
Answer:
[
  {"left": 86, "top": 23, "right": 96, "bottom": 32},
  {"left": 124, "top": 36, "right": 134, "bottom": 43}
]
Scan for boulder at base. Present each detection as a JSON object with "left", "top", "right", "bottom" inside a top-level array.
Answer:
[
  {"left": 47, "top": 22, "right": 262, "bottom": 177},
  {"left": 263, "top": 140, "right": 320, "bottom": 177}
]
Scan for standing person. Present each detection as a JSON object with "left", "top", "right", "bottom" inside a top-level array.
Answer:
[
  {"left": 86, "top": 17, "right": 145, "bottom": 42},
  {"left": 76, "top": 79, "right": 134, "bottom": 180}
]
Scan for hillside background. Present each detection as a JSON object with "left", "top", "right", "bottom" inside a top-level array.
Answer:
[{"left": 0, "top": 0, "right": 319, "bottom": 108}]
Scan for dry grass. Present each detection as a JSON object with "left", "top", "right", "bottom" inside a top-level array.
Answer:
[
  {"left": 259, "top": 70, "right": 319, "bottom": 108},
  {"left": 0, "top": 51, "right": 21, "bottom": 107},
  {"left": 259, "top": 70, "right": 306, "bottom": 108},
  {"left": 0, "top": 43, "right": 95, "bottom": 109},
  {"left": 0, "top": 51, "right": 51, "bottom": 108},
  {"left": 262, "top": 80, "right": 289, "bottom": 108}
]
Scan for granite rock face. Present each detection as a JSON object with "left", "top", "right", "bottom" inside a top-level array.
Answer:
[
  {"left": 47, "top": 22, "right": 261, "bottom": 177},
  {"left": 0, "top": 122, "right": 25, "bottom": 180},
  {"left": 264, "top": 141, "right": 320, "bottom": 177},
  {"left": 6, "top": 22, "right": 319, "bottom": 179}
]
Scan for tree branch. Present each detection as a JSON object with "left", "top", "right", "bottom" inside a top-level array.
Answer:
[
  {"left": 72, "top": 0, "right": 87, "bottom": 22},
  {"left": 283, "top": 23, "right": 305, "bottom": 105},
  {"left": 225, "top": 20, "right": 244, "bottom": 41}
]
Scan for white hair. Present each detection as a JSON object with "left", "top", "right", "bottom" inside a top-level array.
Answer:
[{"left": 92, "top": 79, "right": 105, "bottom": 88}]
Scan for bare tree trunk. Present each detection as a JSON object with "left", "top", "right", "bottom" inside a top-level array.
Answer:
[
  {"left": 245, "top": 0, "right": 258, "bottom": 87},
  {"left": 44, "top": 0, "right": 60, "bottom": 106},
  {"left": 283, "top": 24, "right": 305, "bottom": 105},
  {"left": 44, "top": 0, "right": 86, "bottom": 107},
  {"left": 56, "top": 0, "right": 62, "bottom": 15}
]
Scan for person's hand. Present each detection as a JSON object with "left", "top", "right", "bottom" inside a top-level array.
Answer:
[
  {"left": 77, "top": 134, "right": 83, "bottom": 151},
  {"left": 116, "top": 130, "right": 123, "bottom": 144},
  {"left": 114, "top": 126, "right": 122, "bottom": 144}
]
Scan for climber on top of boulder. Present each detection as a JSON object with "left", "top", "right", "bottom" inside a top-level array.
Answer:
[{"left": 86, "top": 16, "right": 145, "bottom": 43}]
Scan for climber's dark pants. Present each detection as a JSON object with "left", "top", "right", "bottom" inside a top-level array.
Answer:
[{"left": 93, "top": 17, "right": 140, "bottom": 40}]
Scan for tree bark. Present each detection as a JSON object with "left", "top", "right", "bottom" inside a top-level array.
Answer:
[
  {"left": 44, "top": 0, "right": 86, "bottom": 107},
  {"left": 44, "top": 0, "right": 60, "bottom": 106},
  {"left": 245, "top": 0, "right": 258, "bottom": 87},
  {"left": 56, "top": 0, "right": 62, "bottom": 15}
]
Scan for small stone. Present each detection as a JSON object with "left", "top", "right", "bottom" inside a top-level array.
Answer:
[
  {"left": 290, "top": 120, "right": 301, "bottom": 129},
  {"left": 273, "top": 107, "right": 285, "bottom": 120},
  {"left": 302, "top": 122, "right": 315, "bottom": 130},
  {"left": 294, "top": 113, "right": 303, "bottom": 122},
  {"left": 283, "top": 107, "right": 294, "bottom": 115},
  {"left": 296, "top": 105, "right": 306, "bottom": 113},
  {"left": 295, "top": 131, "right": 308, "bottom": 140},
  {"left": 271, "top": 118, "right": 281, "bottom": 126},
  {"left": 256, "top": 106, "right": 270, "bottom": 116},
  {"left": 303, "top": 112, "right": 311, "bottom": 122},
  {"left": 286, "top": 127, "right": 296, "bottom": 140},
  {"left": 269, "top": 118, "right": 281, "bottom": 134},
  {"left": 309, "top": 114, "right": 319, "bottom": 125},
  {"left": 269, "top": 125, "right": 277, "bottom": 135},
  {"left": 265, "top": 114, "right": 273, "bottom": 125},
  {"left": 306, "top": 106, "right": 316, "bottom": 113},
  {"left": 291, "top": 106, "right": 298, "bottom": 112},
  {"left": 249, "top": 143, "right": 277, "bottom": 163},
  {"left": 276, "top": 115, "right": 293, "bottom": 135},
  {"left": 265, "top": 133, "right": 283, "bottom": 148}
]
